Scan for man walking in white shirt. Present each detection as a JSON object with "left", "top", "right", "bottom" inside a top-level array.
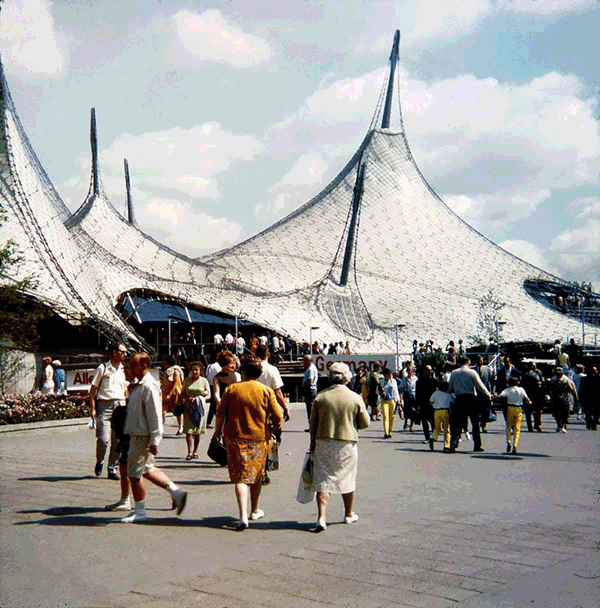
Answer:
[
  {"left": 89, "top": 343, "right": 128, "bottom": 480},
  {"left": 256, "top": 344, "right": 291, "bottom": 421},
  {"left": 121, "top": 352, "right": 188, "bottom": 523}
]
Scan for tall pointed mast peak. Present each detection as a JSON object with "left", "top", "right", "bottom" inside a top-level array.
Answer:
[
  {"left": 381, "top": 30, "right": 401, "bottom": 130},
  {"left": 90, "top": 107, "right": 99, "bottom": 196},
  {"left": 389, "top": 29, "right": 400, "bottom": 62}
]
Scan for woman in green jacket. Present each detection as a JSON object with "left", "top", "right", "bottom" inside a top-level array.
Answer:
[{"left": 309, "top": 362, "right": 370, "bottom": 532}]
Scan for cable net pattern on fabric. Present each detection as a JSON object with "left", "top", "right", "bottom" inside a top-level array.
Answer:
[{"left": 0, "top": 35, "right": 595, "bottom": 353}]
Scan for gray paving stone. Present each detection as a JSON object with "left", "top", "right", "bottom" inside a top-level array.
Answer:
[{"left": 0, "top": 412, "right": 598, "bottom": 608}]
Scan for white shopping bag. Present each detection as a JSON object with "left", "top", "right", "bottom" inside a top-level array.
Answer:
[{"left": 296, "top": 452, "right": 315, "bottom": 504}]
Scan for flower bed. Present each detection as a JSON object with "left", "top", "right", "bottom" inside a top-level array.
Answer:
[{"left": 0, "top": 393, "right": 88, "bottom": 425}]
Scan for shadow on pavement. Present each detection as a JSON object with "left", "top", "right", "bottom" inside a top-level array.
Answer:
[
  {"left": 18, "top": 506, "right": 105, "bottom": 516},
  {"left": 14, "top": 515, "right": 111, "bottom": 527},
  {"left": 177, "top": 478, "right": 230, "bottom": 486},
  {"left": 18, "top": 475, "right": 91, "bottom": 482},
  {"left": 12, "top": 511, "right": 310, "bottom": 531},
  {"left": 137, "top": 516, "right": 311, "bottom": 532},
  {"left": 471, "top": 452, "right": 552, "bottom": 460},
  {"left": 155, "top": 463, "right": 221, "bottom": 471}
]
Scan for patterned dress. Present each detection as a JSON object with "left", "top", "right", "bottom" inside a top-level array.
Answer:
[{"left": 182, "top": 376, "right": 210, "bottom": 435}]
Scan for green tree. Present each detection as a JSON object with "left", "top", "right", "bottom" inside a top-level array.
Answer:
[
  {"left": 0, "top": 204, "right": 50, "bottom": 391},
  {"left": 470, "top": 289, "right": 506, "bottom": 347},
  {"left": 418, "top": 348, "right": 448, "bottom": 375}
]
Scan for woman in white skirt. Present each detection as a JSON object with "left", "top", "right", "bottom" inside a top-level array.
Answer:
[{"left": 309, "top": 362, "right": 370, "bottom": 532}]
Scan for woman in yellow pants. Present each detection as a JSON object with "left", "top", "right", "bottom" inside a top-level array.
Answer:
[
  {"left": 379, "top": 369, "right": 401, "bottom": 439},
  {"left": 429, "top": 381, "right": 453, "bottom": 452},
  {"left": 499, "top": 377, "right": 531, "bottom": 455}
]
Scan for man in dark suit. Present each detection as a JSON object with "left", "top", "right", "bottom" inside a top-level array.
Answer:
[
  {"left": 496, "top": 355, "right": 519, "bottom": 393},
  {"left": 449, "top": 356, "right": 491, "bottom": 452},
  {"left": 472, "top": 355, "right": 494, "bottom": 432}
]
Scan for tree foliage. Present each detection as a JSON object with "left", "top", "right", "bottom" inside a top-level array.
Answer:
[
  {"left": 0, "top": 205, "right": 49, "bottom": 352},
  {"left": 418, "top": 348, "right": 448, "bottom": 375},
  {"left": 470, "top": 289, "right": 506, "bottom": 346}
]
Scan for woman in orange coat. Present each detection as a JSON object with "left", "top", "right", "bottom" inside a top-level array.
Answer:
[{"left": 212, "top": 354, "right": 283, "bottom": 531}]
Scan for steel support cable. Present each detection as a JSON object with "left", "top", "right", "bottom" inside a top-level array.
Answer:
[{"left": 1, "top": 109, "right": 140, "bottom": 348}]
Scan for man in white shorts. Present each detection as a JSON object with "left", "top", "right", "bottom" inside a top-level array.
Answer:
[{"left": 121, "top": 352, "right": 188, "bottom": 523}]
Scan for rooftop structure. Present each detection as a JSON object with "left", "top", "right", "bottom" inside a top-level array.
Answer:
[{"left": 0, "top": 32, "right": 596, "bottom": 353}]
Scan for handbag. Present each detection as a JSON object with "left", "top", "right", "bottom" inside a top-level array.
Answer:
[
  {"left": 266, "top": 439, "right": 279, "bottom": 472},
  {"left": 296, "top": 452, "right": 315, "bottom": 504},
  {"left": 302, "top": 452, "right": 313, "bottom": 485},
  {"left": 207, "top": 436, "right": 227, "bottom": 466}
]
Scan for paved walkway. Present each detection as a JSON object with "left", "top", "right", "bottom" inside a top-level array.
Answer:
[{"left": 1, "top": 408, "right": 598, "bottom": 608}]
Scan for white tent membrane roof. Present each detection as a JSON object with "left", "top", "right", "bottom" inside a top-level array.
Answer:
[{"left": 0, "top": 34, "right": 592, "bottom": 353}]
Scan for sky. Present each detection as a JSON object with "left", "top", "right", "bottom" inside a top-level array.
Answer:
[{"left": 1, "top": 0, "right": 599, "bottom": 283}]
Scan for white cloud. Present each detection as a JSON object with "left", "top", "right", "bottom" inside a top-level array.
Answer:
[
  {"left": 268, "top": 66, "right": 599, "bottom": 228},
  {"left": 279, "top": 154, "right": 327, "bottom": 186},
  {"left": 253, "top": 153, "right": 329, "bottom": 221},
  {"left": 305, "top": 70, "right": 384, "bottom": 125},
  {"left": 254, "top": 193, "right": 288, "bottom": 222},
  {"left": 354, "top": 0, "right": 493, "bottom": 55},
  {"left": 141, "top": 197, "right": 242, "bottom": 256},
  {"left": 498, "top": 239, "right": 556, "bottom": 273},
  {"left": 548, "top": 220, "right": 600, "bottom": 272},
  {"left": 62, "top": 121, "right": 263, "bottom": 254},
  {"left": 547, "top": 196, "right": 600, "bottom": 276},
  {"left": 411, "top": 0, "right": 492, "bottom": 45},
  {"left": 98, "top": 121, "right": 264, "bottom": 200},
  {"left": 495, "top": 0, "right": 596, "bottom": 16},
  {"left": 567, "top": 196, "right": 600, "bottom": 220},
  {"left": 406, "top": 72, "right": 600, "bottom": 191},
  {"left": 0, "top": 0, "right": 67, "bottom": 76},
  {"left": 171, "top": 9, "right": 273, "bottom": 68},
  {"left": 445, "top": 190, "right": 552, "bottom": 227}
]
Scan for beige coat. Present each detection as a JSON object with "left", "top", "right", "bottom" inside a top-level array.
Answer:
[{"left": 310, "top": 384, "right": 370, "bottom": 442}]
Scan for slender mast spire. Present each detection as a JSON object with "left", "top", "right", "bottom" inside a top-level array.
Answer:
[
  {"left": 90, "top": 107, "right": 100, "bottom": 195},
  {"left": 123, "top": 158, "right": 137, "bottom": 226},
  {"left": 340, "top": 156, "right": 366, "bottom": 287},
  {"left": 381, "top": 30, "right": 400, "bottom": 129}
]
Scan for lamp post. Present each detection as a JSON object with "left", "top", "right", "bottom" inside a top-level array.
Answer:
[
  {"left": 495, "top": 319, "right": 507, "bottom": 350},
  {"left": 234, "top": 312, "right": 248, "bottom": 353},
  {"left": 310, "top": 326, "right": 320, "bottom": 355},
  {"left": 395, "top": 323, "right": 405, "bottom": 373}
]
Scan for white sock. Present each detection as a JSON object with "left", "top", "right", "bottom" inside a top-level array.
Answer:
[
  {"left": 134, "top": 501, "right": 145, "bottom": 513},
  {"left": 165, "top": 482, "right": 178, "bottom": 497}
]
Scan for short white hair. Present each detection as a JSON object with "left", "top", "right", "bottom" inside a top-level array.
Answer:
[{"left": 328, "top": 362, "right": 352, "bottom": 385}]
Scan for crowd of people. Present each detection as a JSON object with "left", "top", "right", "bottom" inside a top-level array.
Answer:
[
  {"left": 345, "top": 339, "right": 599, "bottom": 457},
  {"left": 162, "top": 326, "right": 353, "bottom": 366},
  {"left": 37, "top": 358, "right": 67, "bottom": 394},
  {"left": 65, "top": 334, "right": 598, "bottom": 532}
]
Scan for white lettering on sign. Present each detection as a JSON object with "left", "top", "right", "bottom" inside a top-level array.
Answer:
[
  {"left": 66, "top": 367, "right": 161, "bottom": 392},
  {"left": 314, "top": 354, "right": 398, "bottom": 374}
]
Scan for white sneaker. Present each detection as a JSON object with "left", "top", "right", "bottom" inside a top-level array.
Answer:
[
  {"left": 120, "top": 510, "right": 147, "bottom": 523},
  {"left": 172, "top": 489, "right": 188, "bottom": 515},
  {"left": 465, "top": 431, "right": 471, "bottom": 441},
  {"left": 345, "top": 513, "right": 359, "bottom": 524},
  {"left": 105, "top": 498, "right": 131, "bottom": 511},
  {"left": 561, "top": 428, "right": 568, "bottom": 434},
  {"left": 315, "top": 518, "right": 327, "bottom": 532},
  {"left": 250, "top": 509, "right": 265, "bottom": 520}
]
